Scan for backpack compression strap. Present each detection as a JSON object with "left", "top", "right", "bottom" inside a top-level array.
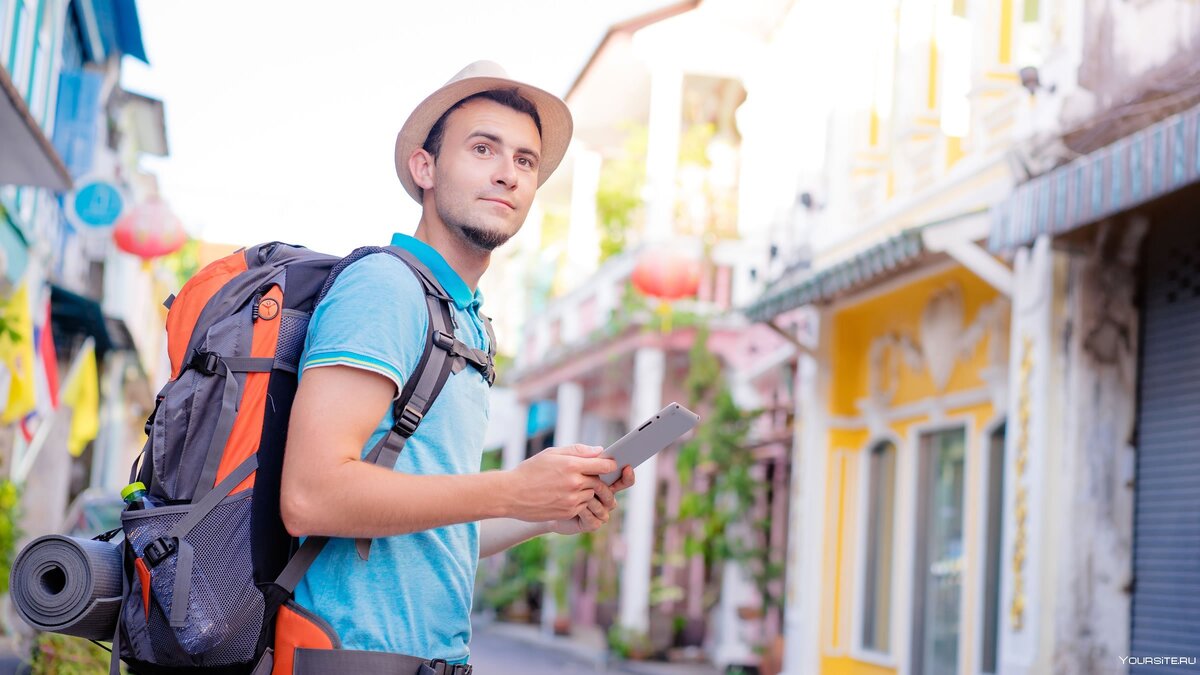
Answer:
[{"left": 274, "top": 244, "right": 496, "bottom": 591}]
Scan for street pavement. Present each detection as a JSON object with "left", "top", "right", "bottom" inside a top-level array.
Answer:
[
  {"left": 469, "top": 624, "right": 606, "bottom": 673},
  {"left": 469, "top": 619, "right": 722, "bottom": 675}
]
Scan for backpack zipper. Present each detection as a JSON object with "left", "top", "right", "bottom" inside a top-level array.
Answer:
[{"left": 250, "top": 283, "right": 276, "bottom": 322}]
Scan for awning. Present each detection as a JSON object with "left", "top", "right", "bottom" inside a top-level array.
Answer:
[
  {"left": 744, "top": 227, "right": 927, "bottom": 322},
  {"left": 0, "top": 65, "right": 72, "bottom": 191},
  {"left": 77, "top": 0, "right": 148, "bottom": 64},
  {"left": 989, "top": 100, "right": 1200, "bottom": 251},
  {"left": 50, "top": 285, "right": 115, "bottom": 359},
  {"left": 526, "top": 400, "right": 558, "bottom": 437}
]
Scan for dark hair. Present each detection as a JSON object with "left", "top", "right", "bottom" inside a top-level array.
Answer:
[{"left": 422, "top": 89, "right": 542, "bottom": 158}]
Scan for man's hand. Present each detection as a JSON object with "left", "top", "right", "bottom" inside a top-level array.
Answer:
[
  {"left": 506, "top": 445, "right": 618, "bottom": 522},
  {"left": 548, "top": 465, "right": 636, "bottom": 535}
]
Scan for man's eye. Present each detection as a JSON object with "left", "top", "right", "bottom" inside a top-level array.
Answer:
[
  {"left": 474, "top": 144, "right": 491, "bottom": 155},
  {"left": 517, "top": 157, "right": 533, "bottom": 168}
]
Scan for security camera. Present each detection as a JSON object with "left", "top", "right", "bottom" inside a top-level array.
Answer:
[
  {"left": 1019, "top": 66, "right": 1040, "bottom": 94},
  {"left": 1018, "top": 66, "right": 1055, "bottom": 95}
]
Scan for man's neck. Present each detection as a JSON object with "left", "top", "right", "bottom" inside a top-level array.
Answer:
[{"left": 411, "top": 216, "right": 490, "bottom": 292}]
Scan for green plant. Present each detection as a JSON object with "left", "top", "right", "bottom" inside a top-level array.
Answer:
[
  {"left": 0, "top": 479, "right": 21, "bottom": 602},
  {"left": 479, "top": 448, "right": 503, "bottom": 473},
  {"left": 596, "top": 125, "right": 648, "bottom": 261},
  {"left": 546, "top": 534, "right": 576, "bottom": 609},
  {"left": 31, "top": 633, "right": 122, "bottom": 674},
  {"left": 480, "top": 537, "right": 546, "bottom": 615},
  {"left": 606, "top": 624, "right": 653, "bottom": 660},
  {"left": 159, "top": 238, "right": 200, "bottom": 290},
  {"left": 673, "top": 324, "right": 773, "bottom": 616}
]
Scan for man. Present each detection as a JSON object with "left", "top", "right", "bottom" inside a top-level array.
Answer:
[{"left": 280, "top": 62, "right": 634, "bottom": 666}]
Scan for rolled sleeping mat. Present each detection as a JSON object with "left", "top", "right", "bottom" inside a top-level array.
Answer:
[{"left": 10, "top": 535, "right": 123, "bottom": 640}]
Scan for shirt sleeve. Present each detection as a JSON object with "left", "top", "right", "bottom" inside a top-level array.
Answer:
[{"left": 301, "top": 253, "right": 430, "bottom": 397}]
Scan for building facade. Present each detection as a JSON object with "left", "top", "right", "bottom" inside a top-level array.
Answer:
[
  {"left": 745, "top": 0, "right": 1054, "bottom": 673},
  {"left": 987, "top": 1, "right": 1200, "bottom": 672},
  {"left": 1, "top": 0, "right": 165, "bottom": 557}
]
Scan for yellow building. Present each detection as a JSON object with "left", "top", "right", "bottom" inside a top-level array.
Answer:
[
  {"left": 822, "top": 264, "right": 1009, "bottom": 675},
  {"left": 750, "top": 222, "right": 1012, "bottom": 675},
  {"left": 741, "top": 0, "right": 1049, "bottom": 672}
]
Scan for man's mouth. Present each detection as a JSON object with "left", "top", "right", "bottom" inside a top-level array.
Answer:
[{"left": 481, "top": 197, "right": 515, "bottom": 210}]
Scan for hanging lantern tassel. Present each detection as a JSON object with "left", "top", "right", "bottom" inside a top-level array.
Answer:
[{"left": 655, "top": 302, "right": 673, "bottom": 334}]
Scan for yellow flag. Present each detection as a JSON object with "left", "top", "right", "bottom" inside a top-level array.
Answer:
[
  {"left": 0, "top": 283, "right": 36, "bottom": 425},
  {"left": 60, "top": 340, "right": 99, "bottom": 457}
]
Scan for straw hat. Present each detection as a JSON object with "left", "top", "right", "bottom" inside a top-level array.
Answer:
[{"left": 394, "top": 61, "right": 573, "bottom": 203}]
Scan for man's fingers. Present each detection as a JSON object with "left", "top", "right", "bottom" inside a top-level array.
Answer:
[
  {"left": 590, "top": 481, "right": 617, "bottom": 509},
  {"left": 576, "top": 503, "right": 603, "bottom": 531},
  {"left": 550, "top": 444, "right": 604, "bottom": 458},
  {"left": 585, "top": 497, "right": 609, "bottom": 522},
  {"left": 611, "top": 466, "right": 636, "bottom": 492},
  {"left": 572, "top": 456, "right": 618, "bottom": 476}
]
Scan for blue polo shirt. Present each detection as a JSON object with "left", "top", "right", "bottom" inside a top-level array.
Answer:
[{"left": 292, "top": 233, "right": 491, "bottom": 663}]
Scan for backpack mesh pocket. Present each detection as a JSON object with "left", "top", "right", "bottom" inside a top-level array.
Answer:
[{"left": 122, "top": 491, "right": 264, "bottom": 666}]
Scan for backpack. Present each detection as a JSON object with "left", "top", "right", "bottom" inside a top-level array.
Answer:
[{"left": 111, "top": 241, "right": 495, "bottom": 675}]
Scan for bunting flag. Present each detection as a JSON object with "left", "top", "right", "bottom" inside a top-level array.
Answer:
[
  {"left": 20, "top": 298, "right": 60, "bottom": 442},
  {"left": 0, "top": 282, "right": 37, "bottom": 425},
  {"left": 60, "top": 339, "right": 99, "bottom": 457}
]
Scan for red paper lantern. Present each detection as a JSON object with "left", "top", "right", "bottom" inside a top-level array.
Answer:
[
  {"left": 631, "top": 250, "right": 701, "bottom": 300},
  {"left": 113, "top": 197, "right": 186, "bottom": 259}
]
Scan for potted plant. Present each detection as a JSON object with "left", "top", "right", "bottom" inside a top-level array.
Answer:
[
  {"left": 546, "top": 535, "right": 577, "bottom": 635},
  {"left": 607, "top": 624, "right": 654, "bottom": 661}
]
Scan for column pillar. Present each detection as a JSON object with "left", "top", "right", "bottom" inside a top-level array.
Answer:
[
  {"left": 618, "top": 347, "right": 665, "bottom": 632},
  {"left": 644, "top": 66, "right": 683, "bottom": 242},
  {"left": 502, "top": 401, "right": 530, "bottom": 471},
  {"left": 782, "top": 311, "right": 829, "bottom": 675},
  {"left": 565, "top": 146, "right": 602, "bottom": 288},
  {"left": 543, "top": 382, "right": 584, "bottom": 634}
]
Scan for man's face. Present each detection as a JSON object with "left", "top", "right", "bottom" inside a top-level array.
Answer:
[{"left": 427, "top": 98, "right": 541, "bottom": 251}]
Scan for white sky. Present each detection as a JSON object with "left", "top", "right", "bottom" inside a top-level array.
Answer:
[{"left": 120, "top": 0, "right": 677, "bottom": 256}]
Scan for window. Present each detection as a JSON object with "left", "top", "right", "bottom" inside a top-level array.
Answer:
[
  {"left": 911, "top": 427, "right": 966, "bottom": 675},
  {"left": 9, "top": 1, "right": 30, "bottom": 93},
  {"left": 862, "top": 440, "right": 898, "bottom": 653},
  {"left": 0, "top": 0, "right": 11, "bottom": 69},
  {"left": 27, "top": 19, "right": 43, "bottom": 119},
  {"left": 1023, "top": 0, "right": 1039, "bottom": 22},
  {"left": 981, "top": 423, "right": 1006, "bottom": 674},
  {"left": 938, "top": 0, "right": 973, "bottom": 139},
  {"left": 28, "top": 0, "right": 55, "bottom": 127}
]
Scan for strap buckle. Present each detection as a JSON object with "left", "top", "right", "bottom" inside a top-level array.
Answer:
[
  {"left": 422, "top": 659, "right": 471, "bottom": 675},
  {"left": 144, "top": 537, "right": 177, "bottom": 567},
  {"left": 432, "top": 330, "right": 457, "bottom": 352},
  {"left": 394, "top": 403, "right": 424, "bottom": 438},
  {"left": 145, "top": 395, "right": 164, "bottom": 435},
  {"left": 189, "top": 351, "right": 222, "bottom": 376}
]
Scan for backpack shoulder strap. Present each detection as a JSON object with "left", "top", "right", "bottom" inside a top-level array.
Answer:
[
  {"left": 275, "top": 245, "right": 489, "bottom": 580},
  {"left": 350, "top": 246, "right": 461, "bottom": 560}
]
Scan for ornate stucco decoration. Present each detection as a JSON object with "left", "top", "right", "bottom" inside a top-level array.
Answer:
[{"left": 857, "top": 283, "right": 1010, "bottom": 432}]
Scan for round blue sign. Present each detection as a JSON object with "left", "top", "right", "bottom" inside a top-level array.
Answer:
[{"left": 71, "top": 182, "right": 124, "bottom": 227}]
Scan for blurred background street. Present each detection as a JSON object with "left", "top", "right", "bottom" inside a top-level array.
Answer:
[{"left": 3, "top": 0, "right": 1200, "bottom": 673}]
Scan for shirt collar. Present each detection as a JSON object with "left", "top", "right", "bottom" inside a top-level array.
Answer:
[{"left": 390, "top": 233, "right": 482, "bottom": 310}]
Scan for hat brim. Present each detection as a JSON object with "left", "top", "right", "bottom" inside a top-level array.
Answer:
[{"left": 394, "top": 76, "right": 573, "bottom": 203}]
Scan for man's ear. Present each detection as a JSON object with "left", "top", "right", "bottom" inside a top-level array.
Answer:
[{"left": 409, "top": 149, "right": 435, "bottom": 191}]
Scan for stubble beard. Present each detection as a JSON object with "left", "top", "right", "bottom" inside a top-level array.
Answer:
[{"left": 440, "top": 202, "right": 515, "bottom": 252}]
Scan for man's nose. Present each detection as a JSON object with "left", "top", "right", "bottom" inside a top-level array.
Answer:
[{"left": 493, "top": 157, "right": 518, "bottom": 189}]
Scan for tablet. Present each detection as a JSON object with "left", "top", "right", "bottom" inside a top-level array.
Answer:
[{"left": 598, "top": 402, "right": 700, "bottom": 485}]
